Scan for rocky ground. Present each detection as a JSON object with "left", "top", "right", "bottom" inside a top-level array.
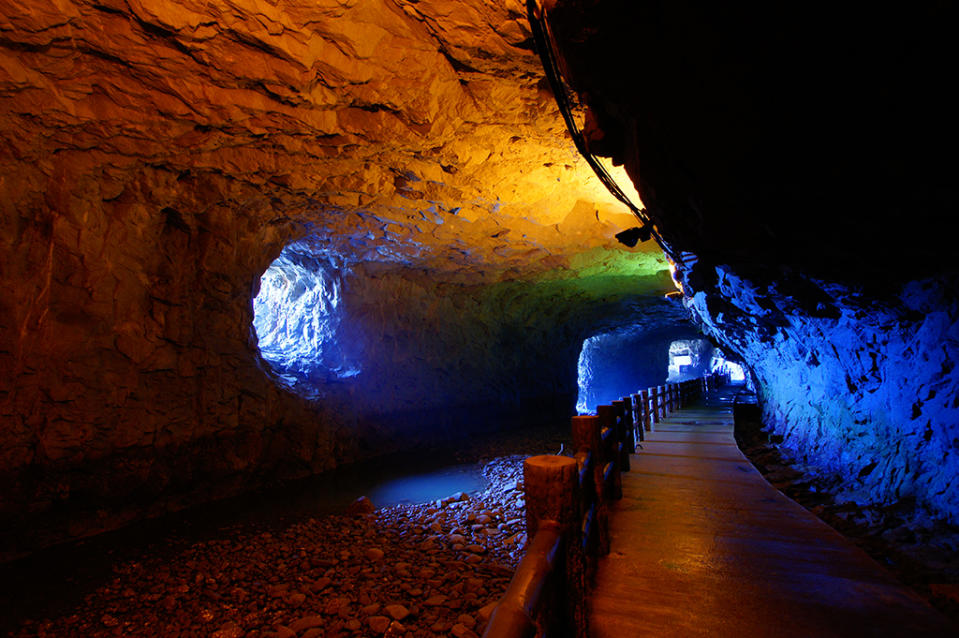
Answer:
[
  {"left": 2, "top": 423, "right": 572, "bottom": 638},
  {"left": 6, "top": 456, "right": 527, "bottom": 638},
  {"left": 737, "top": 420, "right": 959, "bottom": 625}
]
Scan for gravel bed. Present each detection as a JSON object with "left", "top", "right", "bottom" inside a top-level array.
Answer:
[{"left": 9, "top": 455, "right": 533, "bottom": 638}]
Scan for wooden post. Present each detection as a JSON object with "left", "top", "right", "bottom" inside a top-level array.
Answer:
[
  {"left": 572, "top": 415, "right": 601, "bottom": 455},
  {"left": 622, "top": 396, "right": 637, "bottom": 452},
  {"left": 630, "top": 393, "right": 644, "bottom": 442},
  {"left": 640, "top": 389, "right": 651, "bottom": 432},
  {"left": 523, "top": 455, "right": 578, "bottom": 537},
  {"left": 649, "top": 386, "right": 660, "bottom": 424},
  {"left": 658, "top": 385, "right": 668, "bottom": 420},
  {"left": 571, "top": 415, "right": 608, "bottom": 555},
  {"left": 596, "top": 405, "right": 623, "bottom": 501},
  {"left": 611, "top": 400, "right": 630, "bottom": 472},
  {"left": 521, "top": 455, "right": 579, "bottom": 636}
]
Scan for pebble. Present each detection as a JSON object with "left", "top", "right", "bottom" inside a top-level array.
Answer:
[
  {"left": 287, "top": 592, "right": 306, "bottom": 606},
  {"left": 451, "top": 622, "right": 480, "bottom": 638},
  {"left": 384, "top": 604, "right": 410, "bottom": 620},
  {"left": 368, "top": 615, "right": 391, "bottom": 633},
  {"left": 274, "top": 625, "right": 295, "bottom": 638},
  {"left": 289, "top": 615, "right": 324, "bottom": 632},
  {"left": 212, "top": 621, "right": 243, "bottom": 638}
]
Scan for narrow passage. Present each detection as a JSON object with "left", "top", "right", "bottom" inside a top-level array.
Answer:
[{"left": 589, "top": 388, "right": 953, "bottom": 637}]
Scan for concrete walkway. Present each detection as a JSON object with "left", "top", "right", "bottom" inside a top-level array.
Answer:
[{"left": 589, "top": 388, "right": 954, "bottom": 637}]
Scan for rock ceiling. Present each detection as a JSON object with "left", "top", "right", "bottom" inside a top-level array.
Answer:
[{"left": 0, "top": 0, "right": 661, "bottom": 282}]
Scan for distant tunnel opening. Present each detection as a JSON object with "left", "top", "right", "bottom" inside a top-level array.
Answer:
[
  {"left": 576, "top": 326, "right": 699, "bottom": 414},
  {"left": 252, "top": 238, "right": 360, "bottom": 397},
  {"left": 666, "top": 338, "right": 749, "bottom": 385}
]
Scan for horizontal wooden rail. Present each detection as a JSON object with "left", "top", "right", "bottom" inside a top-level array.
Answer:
[
  {"left": 483, "top": 373, "right": 724, "bottom": 638},
  {"left": 482, "top": 526, "right": 563, "bottom": 638}
]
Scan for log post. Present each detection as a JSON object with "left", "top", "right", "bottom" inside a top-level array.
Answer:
[
  {"left": 571, "top": 415, "right": 608, "bottom": 555},
  {"left": 630, "top": 393, "right": 644, "bottom": 442},
  {"left": 611, "top": 400, "right": 630, "bottom": 472},
  {"left": 596, "top": 405, "right": 622, "bottom": 501},
  {"left": 522, "top": 455, "right": 579, "bottom": 636},
  {"left": 658, "top": 385, "right": 668, "bottom": 420},
  {"left": 572, "top": 415, "right": 601, "bottom": 455},
  {"left": 649, "top": 386, "right": 660, "bottom": 424},
  {"left": 640, "top": 389, "right": 651, "bottom": 432},
  {"left": 523, "top": 455, "right": 579, "bottom": 538},
  {"left": 623, "top": 395, "right": 637, "bottom": 449}
]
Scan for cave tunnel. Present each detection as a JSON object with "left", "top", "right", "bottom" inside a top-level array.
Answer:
[{"left": 1, "top": 0, "right": 958, "bottom": 635}]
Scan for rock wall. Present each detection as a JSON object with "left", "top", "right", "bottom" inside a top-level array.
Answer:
[
  {"left": 0, "top": 0, "right": 690, "bottom": 557},
  {"left": 682, "top": 267, "right": 959, "bottom": 522}
]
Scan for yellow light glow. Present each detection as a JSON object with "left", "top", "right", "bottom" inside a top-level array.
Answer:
[
  {"left": 586, "top": 156, "right": 644, "bottom": 212},
  {"left": 666, "top": 259, "right": 684, "bottom": 295}
]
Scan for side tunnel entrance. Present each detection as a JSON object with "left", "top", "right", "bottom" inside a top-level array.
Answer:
[{"left": 576, "top": 326, "right": 703, "bottom": 414}]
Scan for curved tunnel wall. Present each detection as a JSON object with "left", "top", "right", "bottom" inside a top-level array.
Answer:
[{"left": 685, "top": 270, "right": 959, "bottom": 521}]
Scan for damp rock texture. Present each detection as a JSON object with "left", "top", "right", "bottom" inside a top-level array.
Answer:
[
  {"left": 685, "top": 269, "right": 959, "bottom": 522},
  {"left": 547, "top": 2, "right": 959, "bottom": 522},
  {"left": 0, "top": 0, "right": 681, "bottom": 555}
]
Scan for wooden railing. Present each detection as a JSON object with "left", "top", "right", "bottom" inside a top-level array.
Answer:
[{"left": 482, "top": 373, "right": 724, "bottom": 638}]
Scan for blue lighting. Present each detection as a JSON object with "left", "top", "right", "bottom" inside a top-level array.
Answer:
[
  {"left": 711, "top": 356, "right": 746, "bottom": 382},
  {"left": 253, "top": 239, "right": 360, "bottom": 394},
  {"left": 576, "top": 327, "right": 698, "bottom": 414},
  {"left": 666, "top": 338, "right": 715, "bottom": 382}
]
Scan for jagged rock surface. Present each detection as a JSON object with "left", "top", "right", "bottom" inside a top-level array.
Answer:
[
  {"left": 683, "top": 268, "right": 959, "bottom": 522},
  {"left": 0, "top": 0, "right": 680, "bottom": 555}
]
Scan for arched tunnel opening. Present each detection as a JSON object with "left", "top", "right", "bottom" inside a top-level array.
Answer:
[
  {"left": 576, "top": 327, "right": 704, "bottom": 414},
  {"left": 2, "top": 0, "right": 959, "bottom": 635},
  {"left": 252, "top": 238, "right": 361, "bottom": 395}
]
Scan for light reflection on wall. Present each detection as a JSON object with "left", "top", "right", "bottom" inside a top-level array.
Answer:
[{"left": 253, "top": 239, "right": 360, "bottom": 396}]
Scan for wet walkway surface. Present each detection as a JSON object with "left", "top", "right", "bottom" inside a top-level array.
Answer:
[{"left": 589, "top": 388, "right": 955, "bottom": 637}]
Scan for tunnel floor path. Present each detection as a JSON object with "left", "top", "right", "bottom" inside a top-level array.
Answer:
[{"left": 589, "top": 387, "right": 954, "bottom": 637}]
